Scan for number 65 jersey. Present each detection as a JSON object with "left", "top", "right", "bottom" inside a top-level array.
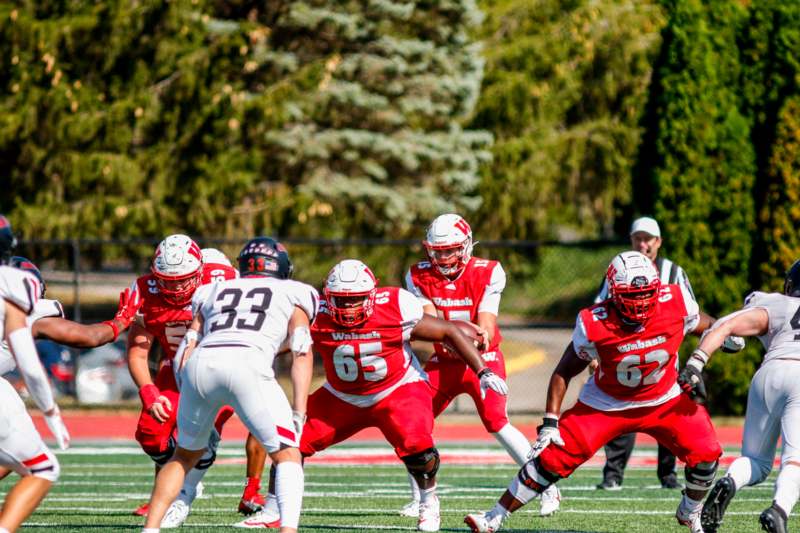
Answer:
[
  {"left": 312, "top": 286, "right": 426, "bottom": 407},
  {"left": 573, "top": 282, "right": 699, "bottom": 411},
  {"left": 192, "top": 277, "right": 319, "bottom": 374}
]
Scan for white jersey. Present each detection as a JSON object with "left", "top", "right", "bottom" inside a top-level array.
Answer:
[
  {"left": 0, "top": 298, "right": 63, "bottom": 375},
  {"left": 192, "top": 276, "right": 319, "bottom": 371},
  {"left": 743, "top": 291, "right": 800, "bottom": 363},
  {"left": 0, "top": 266, "right": 41, "bottom": 339}
]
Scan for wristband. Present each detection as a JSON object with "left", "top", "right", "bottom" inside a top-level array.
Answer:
[
  {"left": 139, "top": 384, "right": 160, "bottom": 410},
  {"left": 540, "top": 416, "right": 559, "bottom": 429},
  {"left": 103, "top": 320, "right": 120, "bottom": 341},
  {"left": 477, "top": 367, "right": 493, "bottom": 379},
  {"left": 184, "top": 329, "right": 198, "bottom": 342}
]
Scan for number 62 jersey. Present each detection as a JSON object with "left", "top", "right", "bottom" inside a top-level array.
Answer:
[
  {"left": 573, "top": 282, "right": 699, "bottom": 411},
  {"left": 191, "top": 277, "right": 319, "bottom": 374}
]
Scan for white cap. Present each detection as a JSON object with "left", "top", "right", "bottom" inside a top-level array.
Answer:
[{"left": 629, "top": 217, "right": 661, "bottom": 238}]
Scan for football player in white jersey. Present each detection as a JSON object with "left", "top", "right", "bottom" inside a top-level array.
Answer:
[
  {"left": 142, "top": 238, "right": 316, "bottom": 533},
  {"left": 694, "top": 260, "right": 800, "bottom": 533},
  {"left": 0, "top": 216, "right": 65, "bottom": 533}
]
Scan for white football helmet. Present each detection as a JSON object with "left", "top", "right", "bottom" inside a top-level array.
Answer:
[
  {"left": 151, "top": 234, "right": 203, "bottom": 306},
  {"left": 606, "top": 251, "right": 661, "bottom": 322},
  {"left": 324, "top": 259, "right": 378, "bottom": 327},
  {"left": 201, "top": 247, "right": 232, "bottom": 267},
  {"left": 423, "top": 213, "right": 474, "bottom": 277}
]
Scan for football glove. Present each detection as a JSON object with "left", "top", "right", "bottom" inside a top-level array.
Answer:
[
  {"left": 44, "top": 406, "right": 70, "bottom": 450},
  {"left": 678, "top": 361, "right": 707, "bottom": 403},
  {"left": 721, "top": 335, "right": 746, "bottom": 353},
  {"left": 113, "top": 287, "right": 142, "bottom": 330},
  {"left": 528, "top": 416, "right": 564, "bottom": 459},
  {"left": 478, "top": 368, "right": 508, "bottom": 399}
]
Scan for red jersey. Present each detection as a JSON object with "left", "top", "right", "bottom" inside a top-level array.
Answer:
[
  {"left": 312, "top": 287, "right": 424, "bottom": 402},
  {"left": 134, "top": 262, "right": 238, "bottom": 359},
  {"left": 572, "top": 283, "right": 700, "bottom": 409},
  {"left": 406, "top": 256, "right": 505, "bottom": 359}
]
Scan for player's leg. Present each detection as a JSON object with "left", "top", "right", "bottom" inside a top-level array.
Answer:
[
  {"left": 239, "top": 433, "right": 268, "bottom": 515},
  {"left": 144, "top": 352, "right": 222, "bottom": 530},
  {"left": 765, "top": 367, "right": 800, "bottom": 533},
  {"left": 0, "top": 379, "right": 60, "bottom": 533},
  {"left": 599, "top": 433, "right": 635, "bottom": 489},
  {"left": 465, "top": 401, "right": 628, "bottom": 532},
  {"left": 657, "top": 444, "right": 681, "bottom": 488},
  {"left": 644, "top": 394, "right": 721, "bottom": 533},
  {"left": 702, "top": 366, "right": 780, "bottom": 533},
  {"left": 377, "top": 381, "right": 440, "bottom": 532}
]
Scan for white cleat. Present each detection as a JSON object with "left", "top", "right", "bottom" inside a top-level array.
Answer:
[
  {"left": 417, "top": 495, "right": 440, "bottom": 532},
  {"left": 675, "top": 507, "right": 703, "bottom": 533},
  {"left": 160, "top": 500, "right": 190, "bottom": 529},
  {"left": 464, "top": 512, "right": 503, "bottom": 533},
  {"left": 400, "top": 499, "right": 420, "bottom": 517},
  {"left": 539, "top": 484, "right": 561, "bottom": 516},
  {"left": 233, "top": 507, "right": 281, "bottom": 529}
]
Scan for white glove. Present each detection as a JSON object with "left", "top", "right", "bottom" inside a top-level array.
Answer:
[
  {"left": 478, "top": 368, "right": 508, "bottom": 399},
  {"left": 290, "top": 326, "right": 313, "bottom": 356},
  {"left": 528, "top": 416, "right": 564, "bottom": 459},
  {"left": 44, "top": 406, "right": 70, "bottom": 450},
  {"left": 722, "top": 335, "right": 746, "bottom": 353},
  {"left": 292, "top": 410, "right": 306, "bottom": 443}
]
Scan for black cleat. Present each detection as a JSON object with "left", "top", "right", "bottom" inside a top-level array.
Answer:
[
  {"left": 661, "top": 474, "right": 683, "bottom": 489},
  {"left": 701, "top": 476, "right": 736, "bottom": 533},
  {"left": 759, "top": 502, "right": 788, "bottom": 533},
  {"left": 596, "top": 479, "right": 622, "bottom": 490}
]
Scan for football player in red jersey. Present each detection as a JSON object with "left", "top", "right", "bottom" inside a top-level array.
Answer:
[
  {"left": 403, "top": 214, "right": 561, "bottom": 516},
  {"left": 237, "top": 259, "right": 508, "bottom": 532},
  {"left": 127, "top": 236, "right": 238, "bottom": 526},
  {"left": 465, "top": 251, "right": 726, "bottom": 533}
]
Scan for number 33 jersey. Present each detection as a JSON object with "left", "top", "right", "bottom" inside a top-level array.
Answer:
[
  {"left": 312, "top": 286, "right": 426, "bottom": 407},
  {"left": 572, "top": 282, "right": 699, "bottom": 411},
  {"left": 192, "top": 277, "right": 319, "bottom": 370}
]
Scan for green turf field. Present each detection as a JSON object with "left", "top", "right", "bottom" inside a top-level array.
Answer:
[{"left": 6, "top": 443, "right": 785, "bottom": 532}]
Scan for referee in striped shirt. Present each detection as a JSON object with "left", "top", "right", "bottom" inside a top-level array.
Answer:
[{"left": 594, "top": 216, "right": 699, "bottom": 490}]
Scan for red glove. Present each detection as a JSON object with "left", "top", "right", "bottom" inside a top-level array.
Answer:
[
  {"left": 139, "top": 384, "right": 161, "bottom": 411},
  {"left": 112, "top": 287, "right": 142, "bottom": 330}
]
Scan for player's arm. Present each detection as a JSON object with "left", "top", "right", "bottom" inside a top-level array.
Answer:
[
  {"left": 174, "top": 313, "right": 203, "bottom": 375},
  {"left": 127, "top": 322, "right": 171, "bottom": 422},
  {"left": 287, "top": 306, "right": 313, "bottom": 429},
  {"left": 476, "top": 263, "right": 506, "bottom": 346},
  {"left": 411, "top": 314, "right": 507, "bottom": 397},
  {"left": 689, "top": 310, "right": 715, "bottom": 336},
  {"left": 4, "top": 299, "right": 70, "bottom": 449},
  {"left": 545, "top": 342, "right": 590, "bottom": 417}
]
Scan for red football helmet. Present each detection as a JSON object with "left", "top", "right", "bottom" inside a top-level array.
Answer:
[
  {"left": 423, "top": 213, "right": 474, "bottom": 277},
  {"left": 151, "top": 234, "right": 203, "bottom": 306},
  {"left": 606, "top": 251, "right": 661, "bottom": 322},
  {"left": 324, "top": 259, "right": 378, "bottom": 327}
]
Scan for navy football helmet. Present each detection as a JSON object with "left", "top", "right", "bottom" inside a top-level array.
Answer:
[
  {"left": 785, "top": 259, "right": 800, "bottom": 297},
  {"left": 10, "top": 256, "right": 46, "bottom": 298},
  {"left": 237, "top": 237, "right": 293, "bottom": 279},
  {"left": 0, "top": 215, "right": 17, "bottom": 265}
]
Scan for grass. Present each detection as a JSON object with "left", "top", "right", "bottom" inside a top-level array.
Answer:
[{"left": 9, "top": 441, "right": 785, "bottom": 532}]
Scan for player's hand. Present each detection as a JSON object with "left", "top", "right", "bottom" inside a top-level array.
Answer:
[
  {"left": 475, "top": 326, "right": 489, "bottom": 351},
  {"left": 149, "top": 395, "right": 172, "bottom": 423},
  {"left": 292, "top": 410, "right": 306, "bottom": 442},
  {"left": 478, "top": 368, "right": 508, "bottom": 399},
  {"left": 44, "top": 406, "right": 70, "bottom": 450},
  {"left": 113, "top": 287, "right": 142, "bottom": 330},
  {"left": 528, "top": 416, "right": 564, "bottom": 459},
  {"left": 678, "top": 363, "right": 707, "bottom": 403},
  {"left": 721, "top": 335, "right": 746, "bottom": 353}
]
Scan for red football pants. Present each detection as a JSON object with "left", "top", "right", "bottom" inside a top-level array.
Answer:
[
  {"left": 538, "top": 393, "right": 722, "bottom": 478},
  {"left": 426, "top": 349, "right": 508, "bottom": 433},
  {"left": 300, "top": 381, "right": 435, "bottom": 458}
]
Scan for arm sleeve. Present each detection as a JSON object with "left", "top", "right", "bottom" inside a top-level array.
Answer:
[
  {"left": 290, "top": 282, "right": 320, "bottom": 322},
  {"left": 404, "top": 269, "right": 433, "bottom": 307},
  {"left": 398, "top": 289, "right": 425, "bottom": 341},
  {"left": 478, "top": 263, "right": 506, "bottom": 315},
  {"left": 8, "top": 327, "right": 55, "bottom": 412},
  {"left": 680, "top": 280, "right": 701, "bottom": 334},
  {"left": 571, "top": 314, "right": 598, "bottom": 361},
  {"left": 594, "top": 277, "right": 609, "bottom": 304}
]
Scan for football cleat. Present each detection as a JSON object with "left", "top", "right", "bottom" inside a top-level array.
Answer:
[
  {"left": 539, "top": 484, "right": 561, "bottom": 516},
  {"left": 675, "top": 504, "right": 703, "bottom": 533},
  {"left": 701, "top": 475, "right": 736, "bottom": 533},
  {"left": 417, "top": 495, "right": 440, "bottom": 532},
  {"left": 399, "top": 499, "right": 420, "bottom": 518},
  {"left": 759, "top": 502, "right": 788, "bottom": 533},
  {"left": 464, "top": 512, "right": 503, "bottom": 533},
  {"left": 233, "top": 507, "right": 281, "bottom": 529},
  {"left": 239, "top": 478, "right": 266, "bottom": 515},
  {"left": 596, "top": 479, "right": 622, "bottom": 491},
  {"left": 160, "top": 500, "right": 190, "bottom": 529},
  {"left": 661, "top": 475, "right": 683, "bottom": 489},
  {"left": 132, "top": 502, "right": 149, "bottom": 517}
]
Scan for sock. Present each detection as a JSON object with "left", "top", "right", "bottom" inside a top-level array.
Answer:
[
  {"left": 408, "top": 472, "right": 421, "bottom": 503},
  {"left": 178, "top": 464, "right": 208, "bottom": 505},
  {"left": 244, "top": 476, "right": 261, "bottom": 495},
  {"left": 726, "top": 456, "right": 769, "bottom": 489},
  {"left": 488, "top": 502, "right": 511, "bottom": 521},
  {"left": 275, "top": 461, "right": 304, "bottom": 529},
  {"left": 420, "top": 484, "right": 437, "bottom": 504},
  {"left": 142, "top": 529, "right": 160, "bottom": 533},
  {"left": 265, "top": 491, "right": 279, "bottom": 515},
  {"left": 493, "top": 423, "right": 533, "bottom": 466},
  {"left": 0, "top": 528, "right": 11, "bottom": 533},
  {"left": 678, "top": 492, "right": 703, "bottom": 517},
  {"left": 774, "top": 463, "right": 800, "bottom": 515}
]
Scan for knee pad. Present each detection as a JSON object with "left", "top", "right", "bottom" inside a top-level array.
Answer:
[
  {"left": 402, "top": 448, "right": 440, "bottom": 480},
  {"left": 195, "top": 447, "right": 217, "bottom": 471},
  {"left": 685, "top": 460, "right": 718, "bottom": 491},
  {"left": 146, "top": 435, "right": 176, "bottom": 466},
  {"left": 29, "top": 451, "right": 60, "bottom": 483}
]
